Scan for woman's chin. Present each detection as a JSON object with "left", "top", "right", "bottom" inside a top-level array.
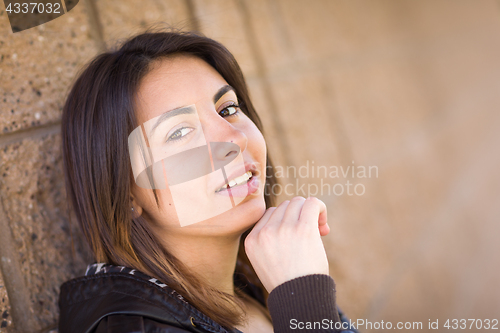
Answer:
[{"left": 182, "top": 195, "right": 266, "bottom": 235}]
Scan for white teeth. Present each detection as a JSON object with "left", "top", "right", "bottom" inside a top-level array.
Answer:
[{"left": 219, "top": 171, "right": 252, "bottom": 191}]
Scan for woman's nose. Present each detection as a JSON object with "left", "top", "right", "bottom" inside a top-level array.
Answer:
[
  {"left": 204, "top": 115, "right": 247, "bottom": 163},
  {"left": 210, "top": 141, "right": 240, "bottom": 171}
]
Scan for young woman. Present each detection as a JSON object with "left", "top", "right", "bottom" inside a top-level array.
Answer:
[{"left": 58, "top": 30, "right": 358, "bottom": 333}]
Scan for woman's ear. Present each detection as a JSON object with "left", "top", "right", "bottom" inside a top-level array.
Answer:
[{"left": 130, "top": 194, "right": 143, "bottom": 217}]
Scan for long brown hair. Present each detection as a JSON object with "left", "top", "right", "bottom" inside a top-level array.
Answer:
[{"left": 61, "top": 29, "right": 278, "bottom": 330}]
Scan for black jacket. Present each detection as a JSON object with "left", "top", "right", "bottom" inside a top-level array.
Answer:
[{"left": 58, "top": 264, "right": 359, "bottom": 333}]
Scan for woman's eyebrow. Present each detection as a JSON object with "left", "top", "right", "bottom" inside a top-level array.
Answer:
[
  {"left": 150, "top": 106, "right": 196, "bottom": 135},
  {"left": 213, "top": 85, "right": 235, "bottom": 104},
  {"left": 149, "top": 85, "right": 234, "bottom": 136}
]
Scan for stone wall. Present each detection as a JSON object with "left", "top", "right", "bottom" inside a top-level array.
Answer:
[{"left": 1, "top": 0, "right": 500, "bottom": 332}]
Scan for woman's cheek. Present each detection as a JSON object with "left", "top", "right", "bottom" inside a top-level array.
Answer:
[
  {"left": 246, "top": 122, "right": 267, "bottom": 155},
  {"left": 144, "top": 186, "right": 181, "bottom": 227}
]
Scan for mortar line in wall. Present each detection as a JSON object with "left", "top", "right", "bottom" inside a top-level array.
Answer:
[
  {"left": 318, "top": 74, "right": 354, "bottom": 167},
  {"left": 363, "top": 123, "right": 500, "bottom": 320},
  {"left": 0, "top": 199, "right": 37, "bottom": 333},
  {"left": 241, "top": 24, "right": 497, "bottom": 87},
  {"left": 60, "top": 0, "right": 68, "bottom": 13},
  {"left": 0, "top": 122, "right": 61, "bottom": 147},
  {"left": 184, "top": 0, "right": 201, "bottom": 33},
  {"left": 83, "top": 0, "right": 106, "bottom": 52},
  {"left": 236, "top": 0, "right": 294, "bottom": 168}
]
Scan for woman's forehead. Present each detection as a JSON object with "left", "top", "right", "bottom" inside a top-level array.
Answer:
[
  {"left": 135, "top": 55, "right": 230, "bottom": 121},
  {"left": 140, "top": 55, "right": 227, "bottom": 99}
]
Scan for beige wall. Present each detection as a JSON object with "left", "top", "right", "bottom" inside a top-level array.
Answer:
[{"left": 1, "top": 0, "right": 500, "bottom": 332}]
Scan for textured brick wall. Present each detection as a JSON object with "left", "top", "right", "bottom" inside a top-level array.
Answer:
[
  {"left": 1, "top": 1, "right": 500, "bottom": 332},
  {"left": 0, "top": 271, "right": 12, "bottom": 330},
  {"left": 0, "top": 2, "right": 97, "bottom": 331}
]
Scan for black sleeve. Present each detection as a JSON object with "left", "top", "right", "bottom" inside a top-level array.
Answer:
[{"left": 267, "top": 274, "right": 358, "bottom": 333}]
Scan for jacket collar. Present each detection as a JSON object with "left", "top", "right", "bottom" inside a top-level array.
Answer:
[{"left": 59, "top": 264, "right": 263, "bottom": 333}]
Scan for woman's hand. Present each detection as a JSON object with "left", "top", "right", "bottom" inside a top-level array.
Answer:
[{"left": 244, "top": 196, "right": 330, "bottom": 293}]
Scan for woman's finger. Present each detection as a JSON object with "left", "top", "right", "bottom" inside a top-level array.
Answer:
[
  {"left": 281, "top": 196, "right": 306, "bottom": 225},
  {"left": 299, "top": 197, "right": 327, "bottom": 229},
  {"left": 264, "top": 199, "right": 291, "bottom": 228},
  {"left": 248, "top": 206, "right": 276, "bottom": 234},
  {"left": 319, "top": 222, "right": 330, "bottom": 236}
]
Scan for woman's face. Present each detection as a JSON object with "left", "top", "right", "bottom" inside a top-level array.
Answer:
[{"left": 130, "top": 54, "right": 267, "bottom": 237}]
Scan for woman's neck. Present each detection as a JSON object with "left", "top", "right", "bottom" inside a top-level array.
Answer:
[{"left": 161, "top": 232, "right": 242, "bottom": 296}]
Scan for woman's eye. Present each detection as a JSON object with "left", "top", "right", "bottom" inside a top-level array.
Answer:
[
  {"left": 219, "top": 105, "right": 239, "bottom": 117},
  {"left": 167, "top": 127, "right": 193, "bottom": 142}
]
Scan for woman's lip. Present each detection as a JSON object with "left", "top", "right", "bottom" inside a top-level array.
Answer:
[
  {"left": 215, "top": 174, "right": 259, "bottom": 197},
  {"left": 214, "top": 162, "right": 258, "bottom": 193}
]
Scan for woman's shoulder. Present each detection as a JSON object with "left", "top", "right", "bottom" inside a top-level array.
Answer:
[{"left": 58, "top": 263, "right": 233, "bottom": 333}]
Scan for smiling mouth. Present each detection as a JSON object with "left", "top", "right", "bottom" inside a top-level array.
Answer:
[{"left": 215, "top": 170, "right": 253, "bottom": 193}]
